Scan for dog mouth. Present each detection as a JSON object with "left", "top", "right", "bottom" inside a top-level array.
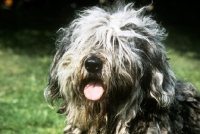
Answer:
[{"left": 82, "top": 79, "right": 105, "bottom": 101}]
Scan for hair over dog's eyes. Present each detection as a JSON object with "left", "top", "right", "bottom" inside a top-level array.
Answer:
[{"left": 121, "top": 23, "right": 137, "bottom": 31}]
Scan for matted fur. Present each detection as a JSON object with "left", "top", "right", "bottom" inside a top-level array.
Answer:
[{"left": 44, "top": 2, "right": 200, "bottom": 134}]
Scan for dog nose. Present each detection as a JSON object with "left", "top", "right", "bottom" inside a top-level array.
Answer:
[{"left": 85, "top": 56, "right": 103, "bottom": 73}]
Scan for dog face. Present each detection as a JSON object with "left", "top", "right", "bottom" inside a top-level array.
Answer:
[{"left": 45, "top": 3, "right": 176, "bottom": 131}]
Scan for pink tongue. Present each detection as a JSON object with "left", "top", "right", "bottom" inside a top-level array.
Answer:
[{"left": 84, "top": 82, "right": 104, "bottom": 101}]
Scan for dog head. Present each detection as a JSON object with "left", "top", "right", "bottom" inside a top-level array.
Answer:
[{"left": 44, "top": 3, "right": 176, "bottom": 131}]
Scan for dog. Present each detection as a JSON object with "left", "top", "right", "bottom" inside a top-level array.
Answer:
[{"left": 44, "top": 2, "right": 200, "bottom": 134}]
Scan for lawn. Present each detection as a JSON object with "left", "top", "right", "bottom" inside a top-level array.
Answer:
[
  {"left": 0, "top": 29, "right": 65, "bottom": 134},
  {"left": 0, "top": 23, "right": 199, "bottom": 133}
]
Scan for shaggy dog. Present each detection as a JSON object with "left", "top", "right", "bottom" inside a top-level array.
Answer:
[{"left": 44, "top": 2, "right": 200, "bottom": 134}]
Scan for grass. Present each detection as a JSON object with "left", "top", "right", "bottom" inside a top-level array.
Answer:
[
  {"left": 164, "top": 26, "right": 200, "bottom": 89},
  {"left": 0, "top": 29, "right": 65, "bottom": 134},
  {"left": 0, "top": 54, "right": 64, "bottom": 133},
  {"left": 0, "top": 23, "right": 199, "bottom": 133}
]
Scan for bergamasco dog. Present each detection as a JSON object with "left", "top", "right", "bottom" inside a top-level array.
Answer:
[{"left": 44, "top": 1, "right": 200, "bottom": 134}]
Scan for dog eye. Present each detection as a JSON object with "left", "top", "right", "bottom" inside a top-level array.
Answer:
[{"left": 121, "top": 23, "right": 137, "bottom": 31}]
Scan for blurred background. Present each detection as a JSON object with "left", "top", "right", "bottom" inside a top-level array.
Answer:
[{"left": 0, "top": 0, "right": 199, "bottom": 133}]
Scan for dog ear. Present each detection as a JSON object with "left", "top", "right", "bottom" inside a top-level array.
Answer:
[
  {"left": 149, "top": 70, "right": 175, "bottom": 107},
  {"left": 44, "top": 62, "right": 61, "bottom": 106},
  {"left": 44, "top": 28, "right": 72, "bottom": 106}
]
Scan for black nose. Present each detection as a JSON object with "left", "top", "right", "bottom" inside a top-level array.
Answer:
[{"left": 85, "top": 56, "right": 103, "bottom": 73}]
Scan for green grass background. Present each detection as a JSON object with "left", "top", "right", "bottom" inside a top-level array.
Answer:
[{"left": 0, "top": 22, "right": 199, "bottom": 133}]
